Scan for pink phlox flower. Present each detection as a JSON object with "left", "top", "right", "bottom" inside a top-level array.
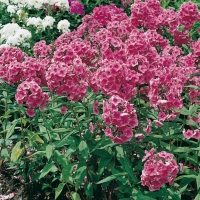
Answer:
[
  {"left": 144, "top": 118, "right": 152, "bottom": 135},
  {"left": 89, "top": 122, "right": 94, "bottom": 133},
  {"left": 179, "top": 163, "right": 184, "bottom": 172},
  {"left": 154, "top": 120, "right": 163, "bottom": 127},
  {"left": 141, "top": 149, "right": 178, "bottom": 191},
  {"left": 183, "top": 129, "right": 193, "bottom": 139},
  {"left": 0, "top": 192, "right": 15, "bottom": 200},
  {"left": 60, "top": 106, "right": 67, "bottom": 114},
  {"left": 142, "top": 148, "right": 155, "bottom": 162},
  {"left": 93, "top": 101, "right": 99, "bottom": 115}
]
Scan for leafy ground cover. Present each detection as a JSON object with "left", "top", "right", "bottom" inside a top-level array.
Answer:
[{"left": 0, "top": 0, "right": 200, "bottom": 200}]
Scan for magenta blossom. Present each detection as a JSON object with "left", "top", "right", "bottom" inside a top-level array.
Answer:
[
  {"left": 70, "top": 0, "right": 85, "bottom": 15},
  {"left": 60, "top": 106, "right": 67, "bottom": 114},
  {"left": 141, "top": 149, "right": 179, "bottom": 191}
]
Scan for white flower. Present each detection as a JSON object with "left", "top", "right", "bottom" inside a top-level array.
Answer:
[
  {"left": 7, "top": 5, "right": 18, "bottom": 14},
  {"left": 42, "top": 16, "right": 55, "bottom": 30},
  {"left": 0, "top": 23, "right": 21, "bottom": 42},
  {"left": 55, "top": 0, "right": 69, "bottom": 10},
  {"left": 6, "top": 35, "right": 20, "bottom": 46},
  {"left": 14, "top": 29, "right": 31, "bottom": 41},
  {"left": 27, "top": 17, "right": 43, "bottom": 28},
  {"left": 0, "top": 0, "right": 9, "bottom": 5},
  {"left": 6, "top": 28, "right": 31, "bottom": 46},
  {"left": 57, "top": 19, "right": 70, "bottom": 33},
  {"left": 0, "top": 22, "right": 31, "bottom": 46}
]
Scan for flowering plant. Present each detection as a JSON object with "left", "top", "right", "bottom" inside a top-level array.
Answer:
[{"left": 0, "top": 0, "right": 200, "bottom": 199}]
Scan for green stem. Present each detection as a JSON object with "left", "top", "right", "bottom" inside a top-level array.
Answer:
[
  {"left": 71, "top": 102, "right": 82, "bottom": 136},
  {"left": 40, "top": 110, "right": 52, "bottom": 142}
]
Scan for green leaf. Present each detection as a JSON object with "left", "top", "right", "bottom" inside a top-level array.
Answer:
[
  {"left": 167, "top": 189, "right": 181, "bottom": 200},
  {"left": 27, "top": 131, "right": 44, "bottom": 144},
  {"left": 196, "top": 173, "right": 200, "bottom": 190},
  {"left": 74, "top": 166, "right": 87, "bottom": 181},
  {"left": 53, "top": 128, "right": 70, "bottom": 133},
  {"left": 88, "top": 170, "right": 98, "bottom": 182},
  {"left": 1, "top": 148, "right": 9, "bottom": 159},
  {"left": 71, "top": 192, "right": 81, "bottom": 200},
  {"left": 145, "top": 189, "right": 168, "bottom": 197},
  {"left": 65, "top": 144, "right": 77, "bottom": 157},
  {"left": 54, "top": 150, "right": 68, "bottom": 168},
  {"left": 46, "top": 144, "right": 53, "bottom": 160},
  {"left": 137, "top": 194, "right": 156, "bottom": 200},
  {"left": 173, "top": 147, "right": 190, "bottom": 153},
  {"left": 61, "top": 168, "right": 73, "bottom": 184},
  {"left": 39, "top": 125, "right": 47, "bottom": 134},
  {"left": 176, "top": 107, "right": 189, "bottom": 116},
  {"left": 132, "top": 188, "right": 156, "bottom": 200},
  {"left": 55, "top": 183, "right": 65, "bottom": 199},
  {"left": 116, "top": 146, "right": 138, "bottom": 183},
  {"left": 175, "top": 174, "right": 197, "bottom": 181},
  {"left": 93, "top": 149, "right": 112, "bottom": 158},
  {"left": 96, "top": 172, "right": 127, "bottom": 184},
  {"left": 189, "top": 105, "right": 199, "bottom": 116},
  {"left": 194, "top": 194, "right": 200, "bottom": 200},
  {"left": 6, "top": 120, "right": 18, "bottom": 140},
  {"left": 98, "top": 158, "right": 112, "bottom": 176},
  {"left": 189, "top": 73, "right": 200, "bottom": 77},
  {"left": 74, "top": 162, "right": 87, "bottom": 190},
  {"left": 184, "top": 85, "right": 200, "bottom": 90},
  {"left": 180, "top": 177, "right": 194, "bottom": 188},
  {"left": 84, "top": 182, "right": 93, "bottom": 197},
  {"left": 39, "top": 162, "right": 54, "bottom": 179},
  {"left": 177, "top": 184, "right": 188, "bottom": 195},
  {"left": 11, "top": 141, "right": 23, "bottom": 162},
  {"left": 55, "top": 132, "right": 74, "bottom": 148},
  {"left": 78, "top": 140, "right": 89, "bottom": 159}
]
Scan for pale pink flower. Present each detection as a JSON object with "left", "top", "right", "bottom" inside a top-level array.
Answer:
[
  {"left": 183, "top": 129, "right": 193, "bottom": 139},
  {"left": 93, "top": 101, "right": 99, "bottom": 115},
  {"left": 60, "top": 106, "right": 67, "bottom": 114},
  {"left": 141, "top": 149, "right": 178, "bottom": 191},
  {"left": 179, "top": 163, "right": 184, "bottom": 172},
  {"left": 193, "top": 129, "right": 200, "bottom": 140},
  {"left": 154, "top": 120, "right": 163, "bottom": 127},
  {"left": 26, "top": 109, "right": 35, "bottom": 117},
  {"left": 0, "top": 192, "right": 15, "bottom": 200},
  {"left": 89, "top": 122, "right": 94, "bottom": 133}
]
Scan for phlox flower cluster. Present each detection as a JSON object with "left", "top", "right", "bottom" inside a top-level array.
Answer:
[
  {"left": 0, "top": 0, "right": 85, "bottom": 15},
  {"left": 102, "top": 95, "right": 138, "bottom": 144},
  {"left": 7, "top": 0, "right": 70, "bottom": 10},
  {"left": 0, "top": 45, "right": 51, "bottom": 116},
  {"left": 47, "top": 38, "right": 91, "bottom": 101},
  {"left": 183, "top": 129, "right": 200, "bottom": 140},
  {"left": 15, "top": 80, "right": 49, "bottom": 117},
  {"left": 0, "top": 23, "right": 31, "bottom": 46},
  {"left": 0, "top": 46, "right": 26, "bottom": 84},
  {"left": 0, "top": 0, "right": 84, "bottom": 48},
  {"left": 141, "top": 148, "right": 179, "bottom": 191},
  {"left": 27, "top": 16, "right": 56, "bottom": 30},
  {"left": 74, "top": 1, "right": 200, "bottom": 121},
  {"left": 69, "top": 0, "right": 85, "bottom": 15},
  {"left": 182, "top": 114, "right": 200, "bottom": 140},
  {"left": 7, "top": 4, "right": 18, "bottom": 14},
  {"left": 57, "top": 19, "right": 70, "bottom": 33},
  {"left": 33, "top": 40, "right": 53, "bottom": 59},
  {"left": 120, "top": 0, "right": 132, "bottom": 8}
]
